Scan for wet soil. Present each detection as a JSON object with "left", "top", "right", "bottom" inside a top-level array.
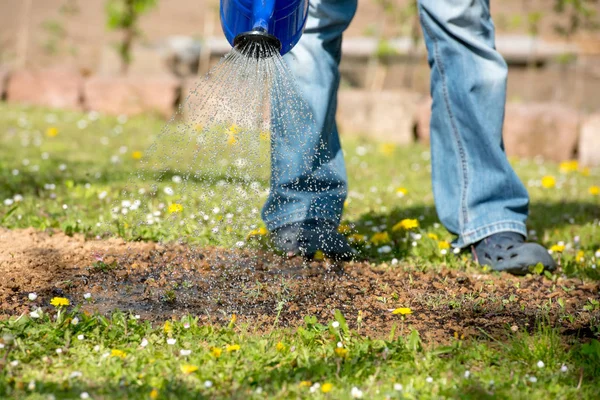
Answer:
[{"left": 1, "top": 228, "right": 598, "bottom": 343}]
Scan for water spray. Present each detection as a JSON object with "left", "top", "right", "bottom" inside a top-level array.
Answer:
[
  {"left": 114, "top": 0, "right": 316, "bottom": 272},
  {"left": 220, "top": 0, "right": 309, "bottom": 57}
]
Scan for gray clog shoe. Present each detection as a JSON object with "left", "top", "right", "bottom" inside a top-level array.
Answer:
[{"left": 472, "top": 232, "right": 556, "bottom": 275}]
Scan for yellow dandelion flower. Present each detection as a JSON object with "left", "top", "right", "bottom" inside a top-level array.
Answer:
[
  {"left": 550, "top": 244, "right": 565, "bottom": 253},
  {"left": 580, "top": 167, "right": 590, "bottom": 177},
  {"left": 180, "top": 364, "right": 198, "bottom": 375},
  {"left": 259, "top": 130, "right": 270, "bottom": 140},
  {"left": 348, "top": 233, "right": 367, "bottom": 244},
  {"left": 275, "top": 342, "right": 285, "bottom": 352},
  {"left": 246, "top": 227, "right": 268, "bottom": 240},
  {"left": 132, "top": 151, "right": 143, "bottom": 160},
  {"left": 228, "top": 124, "right": 242, "bottom": 135},
  {"left": 150, "top": 388, "right": 159, "bottom": 399},
  {"left": 299, "top": 381, "right": 312, "bottom": 387},
  {"left": 210, "top": 347, "right": 222, "bottom": 358},
  {"left": 313, "top": 250, "right": 325, "bottom": 260},
  {"left": 396, "top": 187, "right": 408, "bottom": 196},
  {"left": 227, "top": 134, "right": 238, "bottom": 145},
  {"left": 321, "top": 383, "right": 333, "bottom": 393},
  {"left": 227, "top": 313, "right": 237, "bottom": 329},
  {"left": 226, "top": 344, "right": 240, "bottom": 352},
  {"left": 392, "top": 219, "right": 419, "bottom": 232},
  {"left": 438, "top": 241, "right": 450, "bottom": 250},
  {"left": 589, "top": 186, "right": 599, "bottom": 196},
  {"left": 427, "top": 233, "right": 439, "bottom": 240},
  {"left": 370, "top": 232, "right": 391, "bottom": 245},
  {"left": 379, "top": 143, "right": 396, "bottom": 156},
  {"left": 46, "top": 127, "right": 59, "bottom": 137},
  {"left": 168, "top": 203, "right": 183, "bottom": 214},
  {"left": 337, "top": 224, "right": 351, "bottom": 235},
  {"left": 334, "top": 347, "right": 348, "bottom": 358},
  {"left": 576, "top": 250, "right": 585, "bottom": 263},
  {"left": 392, "top": 307, "right": 413, "bottom": 315},
  {"left": 559, "top": 160, "right": 579, "bottom": 174},
  {"left": 163, "top": 321, "right": 173, "bottom": 334},
  {"left": 111, "top": 349, "right": 126, "bottom": 359},
  {"left": 541, "top": 176, "right": 556, "bottom": 189},
  {"left": 50, "top": 297, "right": 70, "bottom": 307}
]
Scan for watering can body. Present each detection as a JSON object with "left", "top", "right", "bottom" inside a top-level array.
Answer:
[{"left": 220, "top": 0, "right": 309, "bottom": 55}]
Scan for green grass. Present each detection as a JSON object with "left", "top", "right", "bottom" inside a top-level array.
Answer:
[
  {"left": 1, "top": 103, "right": 600, "bottom": 399},
  {"left": 1, "top": 308, "right": 600, "bottom": 399},
  {"left": 1, "top": 104, "right": 598, "bottom": 272}
]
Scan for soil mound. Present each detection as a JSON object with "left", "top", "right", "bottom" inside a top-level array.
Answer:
[{"left": 1, "top": 228, "right": 598, "bottom": 342}]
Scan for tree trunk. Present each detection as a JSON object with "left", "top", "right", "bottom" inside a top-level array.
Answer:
[
  {"left": 120, "top": 0, "right": 136, "bottom": 75},
  {"left": 17, "top": 0, "right": 33, "bottom": 68}
]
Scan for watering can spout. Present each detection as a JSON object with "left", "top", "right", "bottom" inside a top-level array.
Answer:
[{"left": 220, "top": 0, "right": 309, "bottom": 56}]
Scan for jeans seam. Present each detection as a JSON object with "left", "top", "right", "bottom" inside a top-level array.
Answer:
[
  {"left": 418, "top": 6, "right": 470, "bottom": 232},
  {"left": 462, "top": 220, "right": 526, "bottom": 236}
]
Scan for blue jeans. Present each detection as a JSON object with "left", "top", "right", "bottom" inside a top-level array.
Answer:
[{"left": 262, "top": 0, "right": 530, "bottom": 247}]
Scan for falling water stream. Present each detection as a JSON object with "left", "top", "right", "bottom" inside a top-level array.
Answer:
[
  {"left": 113, "top": 38, "right": 316, "bottom": 244},
  {"left": 98, "top": 38, "right": 331, "bottom": 318}
]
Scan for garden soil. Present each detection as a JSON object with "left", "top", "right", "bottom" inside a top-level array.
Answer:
[{"left": 1, "top": 228, "right": 598, "bottom": 343}]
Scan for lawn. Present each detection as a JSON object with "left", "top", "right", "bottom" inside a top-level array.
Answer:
[{"left": 0, "top": 103, "right": 599, "bottom": 399}]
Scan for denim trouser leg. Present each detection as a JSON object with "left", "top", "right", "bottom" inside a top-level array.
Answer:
[
  {"left": 261, "top": 0, "right": 357, "bottom": 231},
  {"left": 418, "top": 0, "right": 530, "bottom": 247}
]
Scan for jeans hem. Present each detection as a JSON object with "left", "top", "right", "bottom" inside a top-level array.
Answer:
[
  {"left": 456, "top": 220, "right": 527, "bottom": 248},
  {"left": 263, "top": 210, "right": 340, "bottom": 231}
]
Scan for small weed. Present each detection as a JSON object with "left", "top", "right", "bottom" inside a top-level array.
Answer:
[
  {"left": 90, "top": 260, "right": 117, "bottom": 273},
  {"left": 162, "top": 289, "right": 177, "bottom": 304},
  {"left": 583, "top": 298, "right": 599, "bottom": 311}
]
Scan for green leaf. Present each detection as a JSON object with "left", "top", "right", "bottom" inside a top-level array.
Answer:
[
  {"left": 303, "top": 315, "right": 317, "bottom": 327},
  {"left": 407, "top": 329, "right": 422, "bottom": 353},
  {"left": 430, "top": 345, "right": 456, "bottom": 356},
  {"left": 529, "top": 263, "right": 545, "bottom": 275},
  {"left": 333, "top": 309, "right": 349, "bottom": 334},
  {"left": 1, "top": 204, "right": 19, "bottom": 224},
  {"left": 388, "top": 322, "right": 396, "bottom": 342},
  {"left": 580, "top": 339, "right": 600, "bottom": 363}
]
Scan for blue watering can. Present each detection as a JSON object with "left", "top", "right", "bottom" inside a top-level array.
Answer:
[{"left": 220, "top": 0, "right": 309, "bottom": 56}]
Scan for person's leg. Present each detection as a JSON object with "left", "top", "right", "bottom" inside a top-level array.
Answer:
[
  {"left": 262, "top": 0, "right": 357, "bottom": 259},
  {"left": 417, "top": 0, "right": 555, "bottom": 272}
]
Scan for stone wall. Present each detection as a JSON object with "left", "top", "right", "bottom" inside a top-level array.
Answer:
[{"left": 415, "top": 99, "right": 584, "bottom": 163}]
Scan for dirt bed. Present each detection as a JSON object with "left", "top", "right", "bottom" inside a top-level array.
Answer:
[{"left": 1, "top": 228, "right": 598, "bottom": 343}]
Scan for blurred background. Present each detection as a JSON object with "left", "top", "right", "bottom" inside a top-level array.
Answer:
[{"left": 0, "top": 0, "right": 599, "bottom": 164}]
